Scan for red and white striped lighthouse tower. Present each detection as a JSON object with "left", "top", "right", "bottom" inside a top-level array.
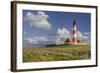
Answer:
[{"left": 72, "top": 21, "right": 77, "bottom": 44}]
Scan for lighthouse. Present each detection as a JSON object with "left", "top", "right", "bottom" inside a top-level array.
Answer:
[
  {"left": 72, "top": 21, "right": 77, "bottom": 44},
  {"left": 64, "top": 21, "right": 80, "bottom": 44}
]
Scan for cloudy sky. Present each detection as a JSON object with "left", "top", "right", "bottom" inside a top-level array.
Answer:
[{"left": 23, "top": 10, "right": 91, "bottom": 48}]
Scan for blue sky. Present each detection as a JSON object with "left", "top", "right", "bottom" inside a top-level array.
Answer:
[{"left": 23, "top": 10, "right": 91, "bottom": 48}]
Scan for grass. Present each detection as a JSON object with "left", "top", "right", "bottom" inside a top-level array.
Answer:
[{"left": 23, "top": 44, "right": 91, "bottom": 62}]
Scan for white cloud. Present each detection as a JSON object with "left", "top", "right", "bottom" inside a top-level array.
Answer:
[
  {"left": 55, "top": 27, "right": 70, "bottom": 44},
  {"left": 83, "top": 32, "right": 90, "bottom": 36},
  {"left": 33, "top": 36, "right": 48, "bottom": 42},
  {"left": 24, "top": 35, "right": 66, "bottom": 46},
  {"left": 24, "top": 31, "right": 26, "bottom": 34},
  {"left": 77, "top": 31, "right": 88, "bottom": 39},
  {"left": 57, "top": 27, "right": 70, "bottom": 36},
  {"left": 24, "top": 31, "right": 91, "bottom": 47},
  {"left": 24, "top": 11, "right": 52, "bottom": 30},
  {"left": 37, "top": 11, "right": 48, "bottom": 18},
  {"left": 25, "top": 38, "right": 38, "bottom": 44},
  {"left": 54, "top": 36, "right": 66, "bottom": 45},
  {"left": 76, "top": 31, "right": 91, "bottom": 44},
  {"left": 77, "top": 31, "right": 82, "bottom": 35},
  {"left": 24, "top": 36, "right": 48, "bottom": 45},
  {"left": 24, "top": 30, "right": 90, "bottom": 47},
  {"left": 53, "top": 27, "right": 70, "bottom": 44},
  {"left": 26, "top": 12, "right": 34, "bottom": 17}
]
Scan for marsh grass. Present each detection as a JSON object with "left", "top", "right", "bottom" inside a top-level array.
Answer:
[{"left": 23, "top": 45, "right": 91, "bottom": 62}]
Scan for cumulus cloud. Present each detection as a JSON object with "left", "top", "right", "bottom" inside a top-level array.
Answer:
[
  {"left": 24, "top": 11, "right": 52, "bottom": 30},
  {"left": 24, "top": 31, "right": 91, "bottom": 48},
  {"left": 25, "top": 38, "right": 38, "bottom": 44},
  {"left": 24, "top": 29, "right": 91, "bottom": 48},
  {"left": 77, "top": 31, "right": 88, "bottom": 40},
  {"left": 33, "top": 36, "right": 48, "bottom": 42},
  {"left": 24, "top": 35, "right": 67, "bottom": 47},
  {"left": 78, "top": 31, "right": 88, "bottom": 38},
  {"left": 24, "top": 27, "right": 69, "bottom": 47},
  {"left": 83, "top": 32, "right": 90, "bottom": 36},
  {"left": 55, "top": 27, "right": 70, "bottom": 44},
  {"left": 54, "top": 36, "right": 66, "bottom": 45},
  {"left": 77, "top": 31, "right": 90, "bottom": 44},
  {"left": 24, "top": 36, "right": 48, "bottom": 45},
  {"left": 57, "top": 28, "right": 70, "bottom": 36}
]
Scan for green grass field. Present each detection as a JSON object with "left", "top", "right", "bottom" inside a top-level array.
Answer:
[{"left": 23, "top": 44, "right": 91, "bottom": 62}]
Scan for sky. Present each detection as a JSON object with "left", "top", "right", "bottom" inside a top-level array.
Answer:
[{"left": 22, "top": 10, "right": 91, "bottom": 48}]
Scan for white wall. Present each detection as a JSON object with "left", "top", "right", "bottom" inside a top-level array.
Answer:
[{"left": 0, "top": 0, "right": 99, "bottom": 73}]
